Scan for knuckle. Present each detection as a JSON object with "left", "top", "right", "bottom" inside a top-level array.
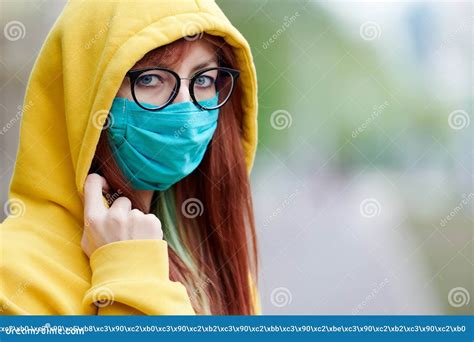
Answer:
[
  {"left": 117, "top": 196, "right": 131, "bottom": 205},
  {"left": 143, "top": 215, "right": 163, "bottom": 238},
  {"left": 130, "top": 209, "right": 143, "bottom": 217},
  {"left": 145, "top": 214, "right": 162, "bottom": 227},
  {"left": 84, "top": 212, "right": 101, "bottom": 226},
  {"left": 107, "top": 212, "right": 125, "bottom": 225}
]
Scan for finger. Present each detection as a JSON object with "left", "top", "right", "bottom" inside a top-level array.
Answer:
[
  {"left": 128, "top": 208, "right": 144, "bottom": 225},
  {"left": 109, "top": 196, "right": 132, "bottom": 213},
  {"left": 145, "top": 213, "right": 160, "bottom": 221},
  {"left": 138, "top": 214, "right": 163, "bottom": 239},
  {"left": 145, "top": 213, "right": 162, "bottom": 229},
  {"left": 129, "top": 208, "right": 144, "bottom": 216},
  {"left": 84, "top": 173, "right": 110, "bottom": 217}
]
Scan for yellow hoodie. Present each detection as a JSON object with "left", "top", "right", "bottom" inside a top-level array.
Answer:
[{"left": 0, "top": 0, "right": 259, "bottom": 315}]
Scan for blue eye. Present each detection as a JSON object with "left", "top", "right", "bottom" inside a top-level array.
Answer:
[
  {"left": 195, "top": 75, "right": 214, "bottom": 88},
  {"left": 136, "top": 74, "right": 161, "bottom": 87}
]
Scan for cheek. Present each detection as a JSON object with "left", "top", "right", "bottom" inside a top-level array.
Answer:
[{"left": 116, "top": 79, "right": 133, "bottom": 99}]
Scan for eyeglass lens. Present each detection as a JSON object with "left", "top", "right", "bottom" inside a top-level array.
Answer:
[{"left": 132, "top": 68, "right": 235, "bottom": 110}]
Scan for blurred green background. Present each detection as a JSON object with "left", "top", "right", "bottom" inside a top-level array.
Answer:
[{"left": 0, "top": 0, "right": 472, "bottom": 314}]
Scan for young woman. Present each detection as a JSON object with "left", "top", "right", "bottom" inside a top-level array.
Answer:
[{"left": 1, "top": 0, "right": 260, "bottom": 315}]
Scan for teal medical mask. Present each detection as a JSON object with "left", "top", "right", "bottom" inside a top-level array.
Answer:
[{"left": 107, "top": 94, "right": 219, "bottom": 190}]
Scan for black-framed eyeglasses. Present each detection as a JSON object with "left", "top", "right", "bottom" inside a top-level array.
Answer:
[{"left": 126, "top": 66, "right": 240, "bottom": 111}]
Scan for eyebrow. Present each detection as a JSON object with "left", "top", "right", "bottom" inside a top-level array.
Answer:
[
  {"left": 130, "top": 58, "right": 219, "bottom": 74},
  {"left": 190, "top": 59, "right": 218, "bottom": 73}
]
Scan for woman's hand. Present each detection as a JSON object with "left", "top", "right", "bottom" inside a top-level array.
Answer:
[{"left": 81, "top": 173, "right": 163, "bottom": 258}]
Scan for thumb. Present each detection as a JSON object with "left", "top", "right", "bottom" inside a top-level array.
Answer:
[{"left": 83, "top": 173, "right": 111, "bottom": 214}]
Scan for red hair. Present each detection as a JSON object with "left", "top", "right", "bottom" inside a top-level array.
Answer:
[{"left": 90, "top": 34, "right": 259, "bottom": 315}]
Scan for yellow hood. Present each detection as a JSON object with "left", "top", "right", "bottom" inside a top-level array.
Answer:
[
  {"left": 1, "top": 0, "right": 259, "bottom": 315},
  {"left": 10, "top": 0, "right": 258, "bottom": 221}
]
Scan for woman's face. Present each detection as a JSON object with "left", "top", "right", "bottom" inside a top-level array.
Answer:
[{"left": 116, "top": 40, "right": 218, "bottom": 104}]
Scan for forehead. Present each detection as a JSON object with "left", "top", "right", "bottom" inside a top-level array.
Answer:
[
  {"left": 134, "top": 38, "right": 219, "bottom": 70},
  {"left": 185, "top": 40, "right": 217, "bottom": 58}
]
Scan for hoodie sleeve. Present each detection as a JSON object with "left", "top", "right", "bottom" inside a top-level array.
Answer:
[
  {"left": 82, "top": 239, "right": 196, "bottom": 315},
  {"left": 82, "top": 239, "right": 262, "bottom": 315}
]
